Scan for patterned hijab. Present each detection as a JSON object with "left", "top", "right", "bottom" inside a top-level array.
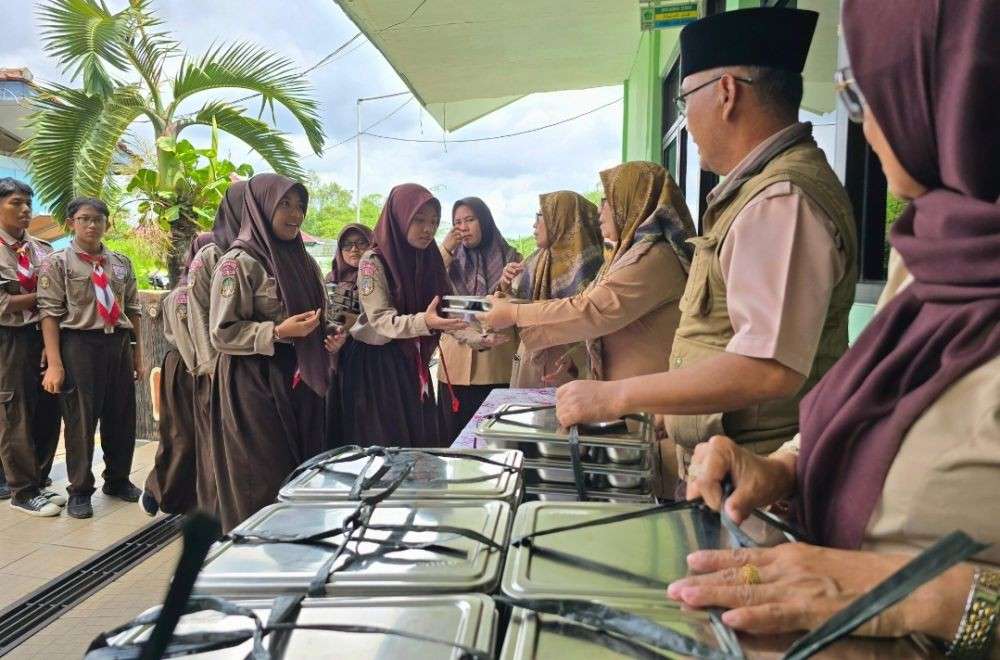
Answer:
[
  {"left": 584, "top": 162, "right": 696, "bottom": 379},
  {"left": 448, "top": 197, "right": 521, "bottom": 296},
  {"left": 515, "top": 191, "right": 603, "bottom": 301}
]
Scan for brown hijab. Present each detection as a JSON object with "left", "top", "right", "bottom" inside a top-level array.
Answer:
[
  {"left": 515, "top": 191, "right": 603, "bottom": 301},
  {"left": 371, "top": 183, "right": 451, "bottom": 367},
  {"left": 231, "top": 174, "right": 329, "bottom": 397},
  {"left": 797, "top": 0, "right": 1000, "bottom": 549},
  {"left": 448, "top": 197, "right": 521, "bottom": 296},
  {"left": 327, "top": 223, "right": 374, "bottom": 286}
]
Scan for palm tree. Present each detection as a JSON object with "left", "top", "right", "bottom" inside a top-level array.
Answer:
[{"left": 21, "top": 0, "right": 325, "bottom": 276}]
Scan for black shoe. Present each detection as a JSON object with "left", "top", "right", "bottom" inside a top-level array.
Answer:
[
  {"left": 11, "top": 494, "right": 62, "bottom": 517},
  {"left": 67, "top": 494, "right": 93, "bottom": 519},
  {"left": 102, "top": 481, "right": 142, "bottom": 503},
  {"left": 139, "top": 489, "right": 159, "bottom": 517}
]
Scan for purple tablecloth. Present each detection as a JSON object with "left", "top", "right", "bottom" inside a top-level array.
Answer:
[{"left": 451, "top": 387, "right": 556, "bottom": 449}]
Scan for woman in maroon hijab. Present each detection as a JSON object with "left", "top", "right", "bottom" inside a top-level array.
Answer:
[
  {"left": 323, "top": 222, "right": 373, "bottom": 448},
  {"left": 207, "top": 174, "right": 339, "bottom": 532},
  {"left": 668, "top": 0, "right": 1000, "bottom": 648},
  {"left": 340, "top": 183, "right": 468, "bottom": 448}
]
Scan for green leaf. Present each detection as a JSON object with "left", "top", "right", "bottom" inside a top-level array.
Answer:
[
  {"left": 156, "top": 135, "right": 177, "bottom": 152},
  {"left": 37, "top": 0, "right": 134, "bottom": 95},
  {"left": 171, "top": 41, "right": 325, "bottom": 154},
  {"left": 127, "top": 167, "right": 159, "bottom": 192}
]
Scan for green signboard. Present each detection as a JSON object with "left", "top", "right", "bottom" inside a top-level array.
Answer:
[{"left": 641, "top": 1, "right": 700, "bottom": 30}]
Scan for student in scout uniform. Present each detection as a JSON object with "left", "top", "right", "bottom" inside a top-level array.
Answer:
[
  {"left": 186, "top": 181, "right": 246, "bottom": 515},
  {"left": 323, "top": 222, "right": 373, "bottom": 449},
  {"left": 208, "top": 174, "right": 343, "bottom": 532},
  {"left": 341, "top": 183, "right": 473, "bottom": 449},
  {"left": 480, "top": 162, "right": 694, "bottom": 383},
  {"left": 671, "top": 2, "right": 1000, "bottom": 648},
  {"left": 138, "top": 248, "right": 202, "bottom": 516},
  {"left": 437, "top": 197, "right": 522, "bottom": 442},
  {"left": 504, "top": 191, "right": 603, "bottom": 388},
  {"left": 555, "top": 7, "right": 858, "bottom": 481},
  {"left": 38, "top": 197, "right": 144, "bottom": 519},
  {"left": 0, "top": 178, "right": 63, "bottom": 516}
]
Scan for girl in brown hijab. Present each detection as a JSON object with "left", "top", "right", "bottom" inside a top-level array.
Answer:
[
  {"left": 323, "top": 222, "right": 373, "bottom": 448},
  {"left": 437, "top": 197, "right": 522, "bottom": 441},
  {"left": 341, "top": 183, "right": 467, "bottom": 448},
  {"left": 503, "top": 190, "right": 603, "bottom": 387},
  {"left": 669, "top": 1, "right": 1000, "bottom": 647},
  {"left": 481, "top": 163, "right": 694, "bottom": 382},
  {"left": 207, "top": 174, "right": 337, "bottom": 532}
]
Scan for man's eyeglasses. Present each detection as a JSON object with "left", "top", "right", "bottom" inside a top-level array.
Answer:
[
  {"left": 72, "top": 215, "right": 106, "bottom": 226},
  {"left": 835, "top": 67, "right": 866, "bottom": 124},
  {"left": 674, "top": 75, "right": 754, "bottom": 115},
  {"left": 341, "top": 239, "right": 370, "bottom": 251}
]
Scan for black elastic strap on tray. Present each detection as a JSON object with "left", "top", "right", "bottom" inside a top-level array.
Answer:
[
  {"left": 497, "top": 596, "right": 739, "bottom": 660},
  {"left": 523, "top": 544, "right": 671, "bottom": 589},
  {"left": 567, "top": 426, "right": 588, "bottom": 501},
  {"left": 511, "top": 500, "right": 698, "bottom": 547},
  {"left": 86, "top": 594, "right": 492, "bottom": 660},
  {"left": 782, "top": 530, "right": 988, "bottom": 660}
]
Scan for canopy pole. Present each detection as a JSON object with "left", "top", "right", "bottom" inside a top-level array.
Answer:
[{"left": 355, "top": 98, "right": 362, "bottom": 223}]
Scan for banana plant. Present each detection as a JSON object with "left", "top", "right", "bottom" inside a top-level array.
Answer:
[{"left": 20, "top": 0, "right": 324, "bottom": 278}]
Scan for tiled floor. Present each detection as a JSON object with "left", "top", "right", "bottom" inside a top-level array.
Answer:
[{"left": 2, "top": 439, "right": 181, "bottom": 659}]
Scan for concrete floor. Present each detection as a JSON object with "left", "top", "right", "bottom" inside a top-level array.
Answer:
[{"left": 1, "top": 439, "right": 179, "bottom": 659}]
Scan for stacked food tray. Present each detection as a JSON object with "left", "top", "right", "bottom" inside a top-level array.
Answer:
[{"left": 476, "top": 404, "right": 658, "bottom": 503}]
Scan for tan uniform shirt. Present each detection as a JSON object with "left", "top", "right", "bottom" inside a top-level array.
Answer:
[
  {"left": 209, "top": 249, "right": 318, "bottom": 356},
  {"left": 862, "top": 257, "right": 1000, "bottom": 566},
  {"left": 161, "top": 285, "right": 197, "bottom": 373},
  {"left": 37, "top": 244, "right": 140, "bottom": 331},
  {"left": 515, "top": 241, "right": 686, "bottom": 381},
  {"left": 187, "top": 243, "right": 222, "bottom": 375},
  {"left": 350, "top": 251, "right": 431, "bottom": 345},
  {"left": 714, "top": 124, "right": 847, "bottom": 377},
  {"left": 436, "top": 244, "right": 517, "bottom": 385},
  {"left": 0, "top": 227, "right": 52, "bottom": 327}
]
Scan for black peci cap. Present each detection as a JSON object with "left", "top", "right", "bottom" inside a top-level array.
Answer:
[{"left": 680, "top": 7, "right": 819, "bottom": 80}]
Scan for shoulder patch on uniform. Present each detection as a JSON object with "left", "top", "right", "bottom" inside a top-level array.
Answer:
[
  {"left": 220, "top": 276, "right": 237, "bottom": 297},
  {"left": 359, "top": 260, "right": 377, "bottom": 278},
  {"left": 188, "top": 257, "right": 202, "bottom": 274},
  {"left": 219, "top": 259, "right": 239, "bottom": 277},
  {"left": 178, "top": 303, "right": 188, "bottom": 321},
  {"left": 39, "top": 274, "right": 51, "bottom": 289},
  {"left": 111, "top": 263, "right": 127, "bottom": 279},
  {"left": 359, "top": 275, "right": 375, "bottom": 297}
]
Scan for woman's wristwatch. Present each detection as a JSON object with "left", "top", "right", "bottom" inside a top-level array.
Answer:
[{"left": 948, "top": 568, "right": 1000, "bottom": 658}]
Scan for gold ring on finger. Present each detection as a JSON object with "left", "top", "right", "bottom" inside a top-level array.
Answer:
[{"left": 740, "top": 563, "right": 762, "bottom": 586}]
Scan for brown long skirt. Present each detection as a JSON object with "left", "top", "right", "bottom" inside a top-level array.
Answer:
[
  {"left": 193, "top": 372, "right": 217, "bottom": 515},
  {"left": 144, "top": 348, "right": 197, "bottom": 514},
  {"left": 210, "top": 343, "right": 325, "bottom": 533},
  {"left": 341, "top": 340, "right": 442, "bottom": 449},
  {"left": 437, "top": 382, "right": 505, "bottom": 444}
]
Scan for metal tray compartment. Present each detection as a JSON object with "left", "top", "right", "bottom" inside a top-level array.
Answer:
[
  {"left": 528, "top": 486, "right": 656, "bottom": 504},
  {"left": 503, "top": 501, "right": 734, "bottom": 604},
  {"left": 195, "top": 500, "right": 511, "bottom": 598},
  {"left": 477, "top": 405, "right": 652, "bottom": 466},
  {"left": 500, "top": 600, "right": 739, "bottom": 660},
  {"left": 523, "top": 464, "right": 649, "bottom": 492},
  {"left": 105, "top": 595, "right": 497, "bottom": 660},
  {"left": 279, "top": 448, "right": 524, "bottom": 506}
]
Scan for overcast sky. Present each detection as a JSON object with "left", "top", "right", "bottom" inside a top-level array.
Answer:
[{"left": 2, "top": 0, "right": 623, "bottom": 237}]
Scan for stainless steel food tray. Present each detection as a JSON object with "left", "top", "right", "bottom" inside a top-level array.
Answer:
[
  {"left": 522, "top": 461, "right": 651, "bottom": 492},
  {"left": 279, "top": 447, "right": 524, "bottom": 506},
  {"left": 525, "top": 486, "right": 656, "bottom": 504},
  {"left": 105, "top": 594, "right": 497, "bottom": 660},
  {"left": 194, "top": 500, "right": 511, "bottom": 598}
]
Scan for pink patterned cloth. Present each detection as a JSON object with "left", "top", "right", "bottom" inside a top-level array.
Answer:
[{"left": 451, "top": 387, "right": 556, "bottom": 449}]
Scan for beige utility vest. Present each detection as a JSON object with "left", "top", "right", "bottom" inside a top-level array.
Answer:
[{"left": 665, "top": 139, "right": 858, "bottom": 451}]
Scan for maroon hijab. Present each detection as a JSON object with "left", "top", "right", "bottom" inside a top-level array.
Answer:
[
  {"left": 797, "top": 0, "right": 1000, "bottom": 549},
  {"left": 327, "top": 223, "right": 374, "bottom": 286},
  {"left": 231, "top": 174, "right": 329, "bottom": 397},
  {"left": 371, "top": 183, "right": 451, "bottom": 367}
]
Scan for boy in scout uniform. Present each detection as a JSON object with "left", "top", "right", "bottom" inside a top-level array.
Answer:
[
  {"left": 556, "top": 8, "right": 858, "bottom": 480},
  {"left": 0, "top": 178, "right": 63, "bottom": 516},
  {"left": 38, "top": 197, "right": 144, "bottom": 518}
]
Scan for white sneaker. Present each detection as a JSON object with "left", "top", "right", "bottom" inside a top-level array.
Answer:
[
  {"left": 11, "top": 494, "right": 62, "bottom": 517},
  {"left": 41, "top": 489, "right": 67, "bottom": 507}
]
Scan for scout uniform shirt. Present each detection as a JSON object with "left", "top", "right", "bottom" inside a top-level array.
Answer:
[
  {"left": 209, "top": 249, "right": 330, "bottom": 355},
  {"left": 161, "top": 285, "right": 197, "bottom": 373},
  {"left": 664, "top": 122, "right": 857, "bottom": 462},
  {"left": 186, "top": 243, "right": 222, "bottom": 374},
  {"left": 36, "top": 244, "right": 141, "bottom": 331},
  {"left": 0, "top": 226, "right": 52, "bottom": 326}
]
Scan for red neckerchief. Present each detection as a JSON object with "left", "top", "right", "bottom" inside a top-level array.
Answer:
[
  {"left": 0, "top": 234, "right": 36, "bottom": 292},
  {"left": 76, "top": 250, "right": 122, "bottom": 329}
]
